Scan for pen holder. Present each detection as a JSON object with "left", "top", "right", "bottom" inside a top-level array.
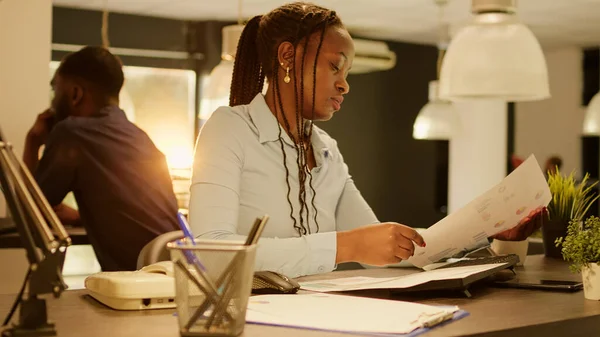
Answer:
[{"left": 167, "top": 241, "right": 257, "bottom": 337}]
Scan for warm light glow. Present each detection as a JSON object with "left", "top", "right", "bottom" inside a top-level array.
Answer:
[
  {"left": 165, "top": 146, "right": 194, "bottom": 170},
  {"left": 115, "top": 65, "right": 196, "bottom": 171},
  {"left": 143, "top": 125, "right": 194, "bottom": 170}
]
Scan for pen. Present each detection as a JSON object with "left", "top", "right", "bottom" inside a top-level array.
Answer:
[
  {"left": 173, "top": 212, "right": 225, "bottom": 327},
  {"left": 177, "top": 211, "right": 196, "bottom": 244},
  {"left": 174, "top": 212, "right": 207, "bottom": 270}
]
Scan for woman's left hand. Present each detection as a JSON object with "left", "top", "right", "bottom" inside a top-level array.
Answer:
[{"left": 492, "top": 206, "right": 547, "bottom": 241}]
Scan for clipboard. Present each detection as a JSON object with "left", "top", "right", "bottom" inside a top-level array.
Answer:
[{"left": 245, "top": 294, "right": 469, "bottom": 336}]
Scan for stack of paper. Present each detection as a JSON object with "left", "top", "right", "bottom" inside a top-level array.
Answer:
[
  {"left": 246, "top": 293, "right": 463, "bottom": 335},
  {"left": 299, "top": 263, "right": 503, "bottom": 292}
]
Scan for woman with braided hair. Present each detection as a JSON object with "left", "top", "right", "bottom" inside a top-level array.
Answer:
[{"left": 189, "top": 2, "right": 425, "bottom": 277}]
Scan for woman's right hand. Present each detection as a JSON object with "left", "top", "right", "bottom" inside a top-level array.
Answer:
[{"left": 336, "top": 222, "right": 426, "bottom": 266}]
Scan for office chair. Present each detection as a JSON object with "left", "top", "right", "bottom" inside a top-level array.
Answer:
[{"left": 136, "top": 230, "right": 184, "bottom": 269}]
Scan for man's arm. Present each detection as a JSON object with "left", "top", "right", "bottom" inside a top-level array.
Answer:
[
  {"left": 25, "top": 114, "right": 80, "bottom": 225},
  {"left": 53, "top": 203, "right": 81, "bottom": 227},
  {"left": 23, "top": 109, "right": 54, "bottom": 172},
  {"left": 23, "top": 134, "right": 43, "bottom": 172}
]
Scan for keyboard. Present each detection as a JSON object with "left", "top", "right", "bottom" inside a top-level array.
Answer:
[
  {"left": 391, "top": 254, "right": 519, "bottom": 297},
  {"left": 437, "top": 254, "right": 520, "bottom": 270}
]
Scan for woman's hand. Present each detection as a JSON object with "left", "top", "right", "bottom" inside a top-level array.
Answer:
[
  {"left": 492, "top": 206, "right": 547, "bottom": 241},
  {"left": 336, "top": 222, "right": 426, "bottom": 266}
]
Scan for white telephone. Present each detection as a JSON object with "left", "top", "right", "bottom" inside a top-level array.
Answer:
[{"left": 85, "top": 261, "right": 178, "bottom": 311}]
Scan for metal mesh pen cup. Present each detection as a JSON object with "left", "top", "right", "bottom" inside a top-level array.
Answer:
[{"left": 167, "top": 241, "right": 257, "bottom": 337}]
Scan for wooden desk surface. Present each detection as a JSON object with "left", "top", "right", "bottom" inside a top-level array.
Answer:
[
  {"left": 0, "top": 227, "right": 88, "bottom": 248},
  {"left": 1, "top": 255, "right": 599, "bottom": 337}
]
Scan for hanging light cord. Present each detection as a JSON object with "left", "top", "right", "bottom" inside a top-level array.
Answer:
[
  {"left": 435, "top": 0, "right": 448, "bottom": 80},
  {"left": 102, "top": 0, "right": 110, "bottom": 48},
  {"left": 237, "top": 0, "right": 243, "bottom": 25}
]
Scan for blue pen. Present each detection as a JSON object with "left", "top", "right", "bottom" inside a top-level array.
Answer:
[
  {"left": 175, "top": 213, "right": 224, "bottom": 301},
  {"left": 177, "top": 212, "right": 196, "bottom": 244},
  {"left": 176, "top": 212, "right": 207, "bottom": 272}
]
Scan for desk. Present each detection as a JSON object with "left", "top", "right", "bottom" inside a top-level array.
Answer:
[
  {"left": 1, "top": 255, "right": 599, "bottom": 337},
  {"left": 0, "top": 226, "right": 88, "bottom": 248}
]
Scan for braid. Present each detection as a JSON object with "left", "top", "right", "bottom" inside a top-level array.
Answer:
[
  {"left": 273, "top": 56, "right": 305, "bottom": 235},
  {"left": 293, "top": 31, "right": 311, "bottom": 234},
  {"left": 304, "top": 14, "right": 330, "bottom": 234},
  {"left": 230, "top": 15, "right": 264, "bottom": 106}
]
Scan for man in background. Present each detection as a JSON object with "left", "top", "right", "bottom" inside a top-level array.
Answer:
[
  {"left": 545, "top": 155, "right": 563, "bottom": 176},
  {"left": 23, "top": 46, "right": 179, "bottom": 271}
]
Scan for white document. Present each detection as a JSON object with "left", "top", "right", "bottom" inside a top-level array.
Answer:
[
  {"left": 299, "top": 263, "right": 503, "bottom": 292},
  {"left": 407, "top": 154, "right": 551, "bottom": 268},
  {"left": 246, "top": 293, "right": 459, "bottom": 335}
]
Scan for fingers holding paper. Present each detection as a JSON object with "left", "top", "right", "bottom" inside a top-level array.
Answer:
[
  {"left": 392, "top": 224, "right": 426, "bottom": 262},
  {"left": 396, "top": 225, "right": 426, "bottom": 248},
  {"left": 337, "top": 223, "right": 426, "bottom": 266}
]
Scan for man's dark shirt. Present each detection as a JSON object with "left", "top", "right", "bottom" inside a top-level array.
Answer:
[{"left": 36, "top": 106, "right": 179, "bottom": 271}]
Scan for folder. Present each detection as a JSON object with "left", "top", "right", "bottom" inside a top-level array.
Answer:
[{"left": 245, "top": 293, "right": 468, "bottom": 336}]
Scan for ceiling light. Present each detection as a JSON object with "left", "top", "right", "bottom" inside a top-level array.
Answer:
[
  {"left": 439, "top": 0, "right": 550, "bottom": 101},
  {"left": 414, "top": 81, "right": 461, "bottom": 140},
  {"left": 413, "top": 0, "right": 461, "bottom": 140},
  {"left": 583, "top": 92, "right": 600, "bottom": 136},
  {"left": 199, "top": 24, "right": 243, "bottom": 121}
]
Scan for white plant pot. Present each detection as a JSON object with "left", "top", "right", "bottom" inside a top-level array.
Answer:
[
  {"left": 582, "top": 263, "right": 600, "bottom": 300},
  {"left": 490, "top": 239, "right": 528, "bottom": 266}
]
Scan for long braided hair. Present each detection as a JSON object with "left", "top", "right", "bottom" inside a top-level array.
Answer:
[{"left": 229, "top": 2, "right": 342, "bottom": 236}]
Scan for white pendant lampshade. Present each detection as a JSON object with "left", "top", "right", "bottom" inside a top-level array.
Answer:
[
  {"left": 413, "top": 81, "right": 461, "bottom": 140},
  {"left": 199, "top": 24, "right": 244, "bottom": 121},
  {"left": 583, "top": 92, "right": 600, "bottom": 135},
  {"left": 439, "top": 0, "right": 549, "bottom": 101}
]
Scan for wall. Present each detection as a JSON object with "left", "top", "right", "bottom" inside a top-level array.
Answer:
[
  {"left": 319, "top": 41, "right": 445, "bottom": 229},
  {"left": 52, "top": 6, "right": 192, "bottom": 69},
  {"left": 515, "top": 47, "right": 584, "bottom": 174},
  {"left": 0, "top": 0, "right": 52, "bottom": 293}
]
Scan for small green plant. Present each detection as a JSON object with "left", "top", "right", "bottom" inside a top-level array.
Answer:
[
  {"left": 547, "top": 169, "right": 599, "bottom": 222},
  {"left": 556, "top": 216, "right": 600, "bottom": 273}
]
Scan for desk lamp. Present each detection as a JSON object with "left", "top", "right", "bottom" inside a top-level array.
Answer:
[{"left": 0, "top": 129, "right": 71, "bottom": 337}]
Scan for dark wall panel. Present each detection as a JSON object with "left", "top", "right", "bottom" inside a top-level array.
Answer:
[{"left": 318, "top": 41, "right": 444, "bottom": 228}]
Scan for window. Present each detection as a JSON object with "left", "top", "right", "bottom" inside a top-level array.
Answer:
[
  {"left": 49, "top": 62, "right": 195, "bottom": 210},
  {"left": 49, "top": 62, "right": 196, "bottom": 171}
]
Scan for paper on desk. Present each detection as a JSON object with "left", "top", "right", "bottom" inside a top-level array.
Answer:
[
  {"left": 246, "top": 293, "right": 459, "bottom": 335},
  {"left": 407, "top": 154, "right": 551, "bottom": 268},
  {"left": 299, "top": 263, "right": 503, "bottom": 292}
]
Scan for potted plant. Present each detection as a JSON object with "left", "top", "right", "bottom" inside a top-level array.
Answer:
[
  {"left": 556, "top": 216, "right": 600, "bottom": 300},
  {"left": 544, "top": 170, "right": 598, "bottom": 258}
]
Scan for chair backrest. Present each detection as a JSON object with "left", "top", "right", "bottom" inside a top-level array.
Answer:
[{"left": 136, "top": 230, "right": 184, "bottom": 269}]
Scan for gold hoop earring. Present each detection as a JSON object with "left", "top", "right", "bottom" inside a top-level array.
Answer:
[{"left": 284, "top": 66, "right": 291, "bottom": 84}]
